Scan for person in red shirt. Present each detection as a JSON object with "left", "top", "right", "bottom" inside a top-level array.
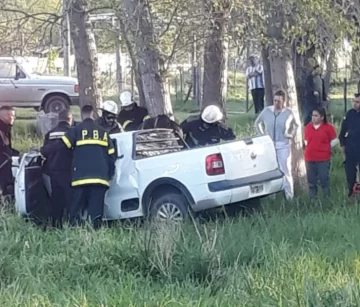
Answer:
[{"left": 304, "top": 107, "right": 338, "bottom": 198}]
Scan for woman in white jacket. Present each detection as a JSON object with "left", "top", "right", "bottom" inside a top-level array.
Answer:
[{"left": 254, "top": 90, "right": 299, "bottom": 200}]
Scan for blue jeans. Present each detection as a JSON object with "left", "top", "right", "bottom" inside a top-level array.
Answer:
[{"left": 306, "top": 161, "right": 330, "bottom": 198}]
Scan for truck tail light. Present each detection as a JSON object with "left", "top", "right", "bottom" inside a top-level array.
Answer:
[
  {"left": 74, "top": 85, "right": 79, "bottom": 93},
  {"left": 206, "top": 153, "right": 225, "bottom": 176}
]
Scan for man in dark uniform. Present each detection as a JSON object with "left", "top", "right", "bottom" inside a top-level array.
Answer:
[
  {"left": 61, "top": 105, "right": 116, "bottom": 229},
  {"left": 181, "top": 105, "right": 236, "bottom": 148},
  {"left": 40, "top": 109, "right": 73, "bottom": 228},
  {"left": 117, "top": 91, "right": 150, "bottom": 131},
  {"left": 0, "top": 106, "right": 19, "bottom": 200},
  {"left": 339, "top": 93, "right": 360, "bottom": 197},
  {"left": 96, "top": 100, "right": 123, "bottom": 134}
]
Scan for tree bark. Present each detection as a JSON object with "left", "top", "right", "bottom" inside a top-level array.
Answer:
[
  {"left": 115, "top": 31, "right": 123, "bottom": 92},
  {"left": 324, "top": 49, "right": 335, "bottom": 94},
  {"left": 134, "top": 63, "right": 147, "bottom": 108},
  {"left": 293, "top": 43, "right": 315, "bottom": 113},
  {"left": 261, "top": 47, "right": 273, "bottom": 106},
  {"left": 121, "top": 0, "right": 173, "bottom": 117},
  {"left": 268, "top": 48, "right": 307, "bottom": 189},
  {"left": 69, "top": 0, "right": 102, "bottom": 111},
  {"left": 192, "top": 34, "right": 200, "bottom": 106},
  {"left": 62, "top": 0, "right": 71, "bottom": 77},
  {"left": 118, "top": 16, "right": 146, "bottom": 107},
  {"left": 202, "top": 1, "right": 230, "bottom": 115}
]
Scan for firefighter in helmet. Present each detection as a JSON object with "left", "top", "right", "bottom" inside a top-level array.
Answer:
[{"left": 117, "top": 91, "right": 150, "bottom": 131}]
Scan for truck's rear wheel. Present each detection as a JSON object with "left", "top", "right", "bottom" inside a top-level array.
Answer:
[
  {"left": 149, "top": 193, "right": 189, "bottom": 222},
  {"left": 43, "top": 95, "right": 69, "bottom": 114}
]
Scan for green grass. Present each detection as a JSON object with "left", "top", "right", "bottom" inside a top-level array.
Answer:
[{"left": 1, "top": 83, "right": 359, "bottom": 306}]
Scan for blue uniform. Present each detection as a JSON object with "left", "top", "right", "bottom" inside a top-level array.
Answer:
[
  {"left": 41, "top": 121, "right": 72, "bottom": 228},
  {"left": 339, "top": 109, "right": 360, "bottom": 196},
  {"left": 117, "top": 104, "right": 150, "bottom": 131},
  {"left": 180, "top": 117, "right": 236, "bottom": 148},
  {"left": 62, "top": 118, "right": 116, "bottom": 228}
]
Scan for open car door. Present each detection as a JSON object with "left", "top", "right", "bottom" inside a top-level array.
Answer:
[{"left": 15, "top": 151, "right": 50, "bottom": 224}]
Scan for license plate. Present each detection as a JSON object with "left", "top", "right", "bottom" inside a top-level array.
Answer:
[{"left": 250, "top": 184, "right": 264, "bottom": 194}]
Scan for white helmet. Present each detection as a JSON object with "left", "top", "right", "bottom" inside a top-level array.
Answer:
[
  {"left": 201, "top": 105, "right": 223, "bottom": 124},
  {"left": 101, "top": 100, "right": 118, "bottom": 115},
  {"left": 119, "top": 91, "right": 134, "bottom": 107}
]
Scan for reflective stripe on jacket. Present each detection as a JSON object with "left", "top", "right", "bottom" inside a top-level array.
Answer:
[{"left": 61, "top": 118, "right": 116, "bottom": 187}]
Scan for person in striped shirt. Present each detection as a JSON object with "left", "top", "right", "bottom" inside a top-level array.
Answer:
[{"left": 246, "top": 56, "right": 265, "bottom": 114}]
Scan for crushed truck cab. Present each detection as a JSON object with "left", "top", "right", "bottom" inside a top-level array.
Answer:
[{"left": 13, "top": 129, "right": 284, "bottom": 222}]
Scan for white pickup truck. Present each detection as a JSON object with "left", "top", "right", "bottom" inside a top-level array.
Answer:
[
  {"left": 13, "top": 129, "right": 284, "bottom": 222},
  {"left": 0, "top": 57, "right": 79, "bottom": 113}
]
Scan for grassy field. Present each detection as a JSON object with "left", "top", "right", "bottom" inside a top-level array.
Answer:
[{"left": 1, "top": 80, "right": 360, "bottom": 306}]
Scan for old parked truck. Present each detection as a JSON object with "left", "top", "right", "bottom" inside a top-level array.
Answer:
[{"left": 0, "top": 57, "right": 79, "bottom": 113}]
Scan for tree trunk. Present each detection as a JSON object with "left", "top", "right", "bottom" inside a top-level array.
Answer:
[
  {"left": 202, "top": 1, "right": 230, "bottom": 115},
  {"left": 351, "top": 47, "right": 360, "bottom": 80},
  {"left": 268, "top": 48, "right": 307, "bottom": 189},
  {"left": 261, "top": 47, "right": 273, "bottom": 106},
  {"left": 115, "top": 31, "right": 123, "bottom": 92},
  {"left": 69, "top": 0, "right": 102, "bottom": 111},
  {"left": 134, "top": 64, "right": 147, "bottom": 108},
  {"left": 293, "top": 44, "right": 315, "bottom": 113},
  {"left": 192, "top": 34, "right": 200, "bottom": 106},
  {"left": 62, "top": 0, "right": 71, "bottom": 77},
  {"left": 117, "top": 16, "right": 146, "bottom": 107},
  {"left": 121, "top": 0, "right": 173, "bottom": 117},
  {"left": 324, "top": 48, "right": 335, "bottom": 94}
]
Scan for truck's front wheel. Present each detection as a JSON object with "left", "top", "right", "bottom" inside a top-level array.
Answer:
[
  {"left": 150, "top": 193, "right": 189, "bottom": 222},
  {"left": 43, "top": 95, "right": 69, "bottom": 113}
]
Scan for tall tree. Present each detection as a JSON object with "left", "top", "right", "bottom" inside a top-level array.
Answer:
[
  {"left": 120, "top": 0, "right": 174, "bottom": 117},
  {"left": 69, "top": 0, "right": 102, "bottom": 109},
  {"left": 202, "top": 0, "right": 231, "bottom": 113},
  {"left": 262, "top": 1, "right": 308, "bottom": 188},
  {"left": 117, "top": 15, "right": 146, "bottom": 107}
]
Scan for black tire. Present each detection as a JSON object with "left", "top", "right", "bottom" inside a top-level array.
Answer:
[
  {"left": 43, "top": 95, "right": 69, "bottom": 113},
  {"left": 149, "top": 192, "right": 189, "bottom": 222}
]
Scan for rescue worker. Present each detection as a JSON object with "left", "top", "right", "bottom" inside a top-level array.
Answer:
[
  {"left": 0, "top": 106, "right": 19, "bottom": 200},
  {"left": 117, "top": 91, "right": 150, "bottom": 131},
  {"left": 96, "top": 100, "right": 123, "bottom": 134},
  {"left": 61, "top": 105, "right": 116, "bottom": 229},
  {"left": 138, "top": 114, "right": 184, "bottom": 139},
  {"left": 181, "top": 105, "right": 236, "bottom": 148},
  {"left": 40, "top": 110, "right": 73, "bottom": 228},
  {"left": 339, "top": 93, "right": 360, "bottom": 197},
  {"left": 254, "top": 90, "right": 299, "bottom": 200}
]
